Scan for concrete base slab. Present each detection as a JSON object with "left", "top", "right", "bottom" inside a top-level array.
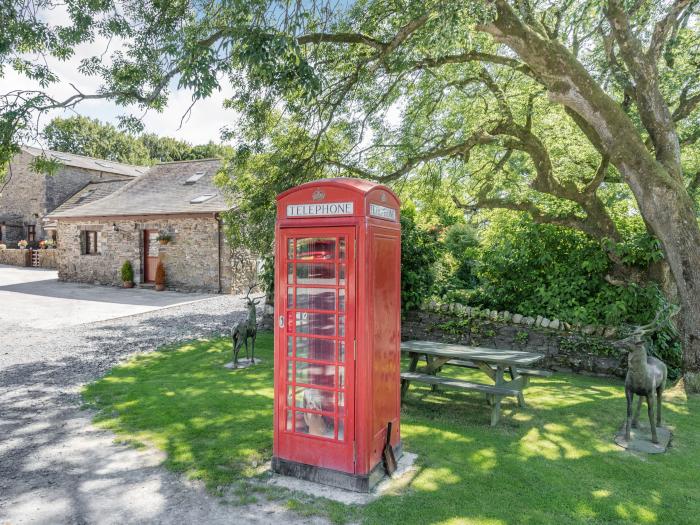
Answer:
[
  {"left": 615, "top": 423, "right": 672, "bottom": 454},
  {"left": 265, "top": 452, "right": 418, "bottom": 505},
  {"left": 224, "top": 358, "right": 261, "bottom": 370}
]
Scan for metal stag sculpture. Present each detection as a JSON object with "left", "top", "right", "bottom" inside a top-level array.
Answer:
[
  {"left": 615, "top": 305, "right": 678, "bottom": 444},
  {"left": 231, "top": 285, "right": 261, "bottom": 368}
]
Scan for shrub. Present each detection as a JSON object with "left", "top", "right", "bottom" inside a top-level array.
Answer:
[
  {"left": 155, "top": 261, "right": 166, "bottom": 286},
  {"left": 400, "top": 207, "right": 443, "bottom": 311},
  {"left": 474, "top": 214, "right": 661, "bottom": 326},
  {"left": 120, "top": 260, "right": 134, "bottom": 282}
]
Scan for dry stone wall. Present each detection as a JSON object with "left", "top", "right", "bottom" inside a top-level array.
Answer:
[
  {"left": 0, "top": 248, "right": 57, "bottom": 268},
  {"left": 403, "top": 302, "right": 627, "bottom": 378}
]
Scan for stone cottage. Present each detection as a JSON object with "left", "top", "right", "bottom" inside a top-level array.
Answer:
[
  {"left": 47, "top": 158, "right": 256, "bottom": 293},
  {"left": 0, "top": 146, "right": 145, "bottom": 246}
]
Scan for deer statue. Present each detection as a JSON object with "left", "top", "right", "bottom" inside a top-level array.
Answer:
[
  {"left": 614, "top": 305, "right": 678, "bottom": 444},
  {"left": 231, "top": 285, "right": 261, "bottom": 368}
]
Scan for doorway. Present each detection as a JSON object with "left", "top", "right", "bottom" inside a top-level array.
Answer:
[{"left": 143, "top": 230, "right": 159, "bottom": 283}]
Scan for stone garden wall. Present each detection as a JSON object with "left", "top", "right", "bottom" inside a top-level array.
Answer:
[
  {"left": 403, "top": 302, "right": 627, "bottom": 378},
  {"left": 0, "top": 249, "right": 57, "bottom": 269},
  {"left": 0, "top": 249, "right": 29, "bottom": 267}
]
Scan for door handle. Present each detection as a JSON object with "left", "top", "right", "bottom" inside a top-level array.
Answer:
[{"left": 279, "top": 315, "right": 284, "bottom": 328}]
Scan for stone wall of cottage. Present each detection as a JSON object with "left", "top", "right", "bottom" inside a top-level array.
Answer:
[
  {"left": 56, "top": 216, "right": 256, "bottom": 294},
  {"left": 0, "top": 151, "right": 131, "bottom": 245}
]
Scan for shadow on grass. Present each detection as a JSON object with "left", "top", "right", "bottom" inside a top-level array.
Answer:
[{"left": 82, "top": 333, "right": 700, "bottom": 525}]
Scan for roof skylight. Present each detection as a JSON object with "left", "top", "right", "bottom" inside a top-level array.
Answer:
[
  {"left": 190, "top": 194, "right": 216, "bottom": 204},
  {"left": 184, "top": 171, "right": 206, "bottom": 185}
]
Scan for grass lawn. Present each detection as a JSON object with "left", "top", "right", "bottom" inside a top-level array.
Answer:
[{"left": 82, "top": 332, "right": 700, "bottom": 525}]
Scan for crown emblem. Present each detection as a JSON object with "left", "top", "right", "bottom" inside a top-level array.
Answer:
[
  {"left": 379, "top": 191, "right": 388, "bottom": 203},
  {"left": 312, "top": 189, "right": 325, "bottom": 201}
]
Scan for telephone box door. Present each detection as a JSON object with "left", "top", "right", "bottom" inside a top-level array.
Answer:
[{"left": 276, "top": 227, "right": 356, "bottom": 473}]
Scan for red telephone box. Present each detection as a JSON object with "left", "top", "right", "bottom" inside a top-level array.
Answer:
[{"left": 272, "top": 178, "right": 401, "bottom": 492}]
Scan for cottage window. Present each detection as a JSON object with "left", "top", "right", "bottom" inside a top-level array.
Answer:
[
  {"left": 83, "top": 231, "right": 98, "bottom": 255},
  {"left": 27, "top": 225, "right": 36, "bottom": 242}
]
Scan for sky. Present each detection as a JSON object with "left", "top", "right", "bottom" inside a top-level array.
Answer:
[{"left": 0, "top": 7, "right": 238, "bottom": 148}]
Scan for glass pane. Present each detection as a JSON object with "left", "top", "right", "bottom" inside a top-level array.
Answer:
[
  {"left": 287, "top": 287, "right": 294, "bottom": 308},
  {"left": 339, "top": 315, "right": 345, "bottom": 337},
  {"left": 296, "top": 288, "right": 335, "bottom": 311},
  {"left": 339, "top": 264, "right": 346, "bottom": 285},
  {"left": 339, "top": 238, "right": 346, "bottom": 260},
  {"left": 339, "top": 289, "right": 345, "bottom": 311},
  {"left": 287, "top": 238, "right": 294, "bottom": 259},
  {"left": 295, "top": 387, "right": 334, "bottom": 412},
  {"left": 287, "top": 263, "right": 294, "bottom": 284},
  {"left": 296, "top": 238, "right": 335, "bottom": 260},
  {"left": 295, "top": 361, "right": 336, "bottom": 387},
  {"left": 286, "top": 410, "right": 293, "bottom": 431},
  {"left": 287, "top": 336, "right": 293, "bottom": 357},
  {"left": 338, "top": 392, "right": 345, "bottom": 416},
  {"left": 295, "top": 312, "right": 335, "bottom": 336},
  {"left": 338, "top": 419, "right": 344, "bottom": 440},
  {"left": 338, "top": 366, "right": 345, "bottom": 388},
  {"left": 294, "top": 411, "right": 335, "bottom": 439},
  {"left": 338, "top": 341, "right": 345, "bottom": 362},
  {"left": 287, "top": 386, "right": 294, "bottom": 407},
  {"left": 287, "top": 361, "right": 293, "bottom": 382},
  {"left": 296, "top": 263, "right": 335, "bottom": 285},
  {"left": 296, "top": 337, "right": 335, "bottom": 361}
]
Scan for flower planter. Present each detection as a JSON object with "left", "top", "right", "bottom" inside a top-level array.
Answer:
[
  {"left": 158, "top": 239, "right": 170, "bottom": 245},
  {"left": 155, "top": 284, "right": 166, "bottom": 292},
  {"left": 123, "top": 281, "right": 134, "bottom": 289}
]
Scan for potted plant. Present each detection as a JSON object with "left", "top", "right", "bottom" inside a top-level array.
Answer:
[
  {"left": 17, "top": 239, "right": 28, "bottom": 250},
  {"left": 38, "top": 240, "right": 47, "bottom": 249},
  {"left": 154, "top": 261, "right": 166, "bottom": 291},
  {"left": 45, "top": 239, "right": 56, "bottom": 249},
  {"left": 121, "top": 260, "right": 134, "bottom": 288},
  {"left": 156, "top": 231, "right": 172, "bottom": 245}
]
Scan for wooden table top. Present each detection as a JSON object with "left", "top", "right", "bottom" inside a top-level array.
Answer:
[{"left": 401, "top": 340, "right": 544, "bottom": 367}]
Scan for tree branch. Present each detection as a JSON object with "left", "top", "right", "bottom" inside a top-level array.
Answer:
[{"left": 648, "top": 0, "right": 694, "bottom": 62}]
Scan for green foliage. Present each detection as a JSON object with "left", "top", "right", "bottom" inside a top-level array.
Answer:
[
  {"left": 44, "top": 117, "right": 152, "bottom": 165},
  {"left": 442, "top": 222, "right": 480, "bottom": 288},
  {"left": 120, "top": 260, "right": 134, "bottom": 283},
  {"left": 400, "top": 205, "right": 443, "bottom": 311},
  {"left": 43, "top": 117, "right": 233, "bottom": 165},
  {"left": 474, "top": 214, "right": 661, "bottom": 326}
]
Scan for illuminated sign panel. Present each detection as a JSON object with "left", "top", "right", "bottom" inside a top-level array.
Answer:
[
  {"left": 287, "top": 202, "right": 354, "bottom": 217},
  {"left": 369, "top": 203, "right": 397, "bottom": 221}
]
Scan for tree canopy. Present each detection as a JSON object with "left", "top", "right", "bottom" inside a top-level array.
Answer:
[
  {"left": 42, "top": 116, "right": 233, "bottom": 165},
  {"left": 2, "top": 0, "right": 700, "bottom": 388}
]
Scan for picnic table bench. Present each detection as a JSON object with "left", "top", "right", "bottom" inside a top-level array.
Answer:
[{"left": 400, "top": 340, "right": 547, "bottom": 426}]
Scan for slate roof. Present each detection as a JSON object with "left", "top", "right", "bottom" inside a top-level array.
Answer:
[
  {"left": 22, "top": 146, "right": 148, "bottom": 178},
  {"left": 50, "top": 179, "right": 132, "bottom": 216},
  {"left": 48, "top": 159, "right": 228, "bottom": 219}
]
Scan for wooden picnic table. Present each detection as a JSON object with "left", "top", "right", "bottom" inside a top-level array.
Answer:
[{"left": 400, "top": 340, "right": 546, "bottom": 426}]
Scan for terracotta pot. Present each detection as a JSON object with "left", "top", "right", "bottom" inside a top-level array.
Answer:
[
  {"left": 155, "top": 284, "right": 166, "bottom": 291},
  {"left": 123, "top": 281, "right": 134, "bottom": 289},
  {"left": 159, "top": 239, "right": 169, "bottom": 245}
]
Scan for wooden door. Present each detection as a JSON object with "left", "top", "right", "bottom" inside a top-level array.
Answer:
[
  {"left": 275, "top": 227, "right": 356, "bottom": 473},
  {"left": 143, "top": 230, "right": 159, "bottom": 282}
]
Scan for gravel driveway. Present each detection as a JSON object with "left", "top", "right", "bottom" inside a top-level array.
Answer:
[{"left": 0, "top": 275, "right": 326, "bottom": 524}]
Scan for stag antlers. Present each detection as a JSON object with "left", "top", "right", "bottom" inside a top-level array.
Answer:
[{"left": 615, "top": 303, "right": 680, "bottom": 348}]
